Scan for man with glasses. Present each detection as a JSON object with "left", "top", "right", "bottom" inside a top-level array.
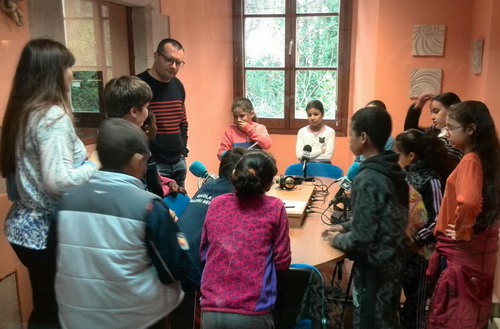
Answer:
[{"left": 138, "top": 38, "right": 189, "bottom": 187}]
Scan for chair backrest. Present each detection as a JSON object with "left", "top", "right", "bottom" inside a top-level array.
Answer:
[
  {"left": 285, "top": 163, "right": 344, "bottom": 179},
  {"left": 163, "top": 193, "right": 191, "bottom": 217},
  {"left": 273, "top": 264, "right": 327, "bottom": 329}
]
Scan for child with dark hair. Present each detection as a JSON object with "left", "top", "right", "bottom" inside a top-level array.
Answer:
[
  {"left": 354, "top": 100, "right": 394, "bottom": 162},
  {"left": 404, "top": 92, "right": 463, "bottom": 165},
  {"left": 323, "top": 106, "right": 410, "bottom": 329},
  {"left": 295, "top": 99, "right": 335, "bottom": 163},
  {"left": 426, "top": 101, "right": 500, "bottom": 329},
  {"left": 217, "top": 97, "right": 272, "bottom": 159},
  {"left": 394, "top": 128, "right": 454, "bottom": 329},
  {"left": 104, "top": 76, "right": 186, "bottom": 197},
  {"left": 366, "top": 99, "right": 387, "bottom": 110},
  {"left": 142, "top": 110, "right": 158, "bottom": 140},
  {"left": 200, "top": 151, "right": 291, "bottom": 329},
  {"left": 55, "top": 118, "right": 185, "bottom": 329},
  {"left": 171, "top": 147, "right": 247, "bottom": 329}
]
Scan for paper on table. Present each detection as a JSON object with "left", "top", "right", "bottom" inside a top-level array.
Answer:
[{"left": 283, "top": 200, "right": 308, "bottom": 210}]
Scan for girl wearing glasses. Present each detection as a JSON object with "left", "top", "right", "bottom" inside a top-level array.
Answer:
[{"left": 426, "top": 101, "right": 500, "bottom": 329}]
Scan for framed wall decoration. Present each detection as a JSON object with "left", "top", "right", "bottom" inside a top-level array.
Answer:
[
  {"left": 409, "top": 68, "right": 442, "bottom": 98},
  {"left": 412, "top": 25, "right": 446, "bottom": 56},
  {"left": 472, "top": 39, "right": 484, "bottom": 74}
]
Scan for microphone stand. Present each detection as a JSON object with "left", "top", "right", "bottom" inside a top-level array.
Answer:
[{"left": 302, "top": 160, "right": 315, "bottom": 182}]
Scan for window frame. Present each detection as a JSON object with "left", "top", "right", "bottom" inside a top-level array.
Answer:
[{"left": 232, "top": 0, "right": 352, "bottom": 136}]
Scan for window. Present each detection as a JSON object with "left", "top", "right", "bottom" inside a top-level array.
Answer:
[
  {"left": 70, "top": 71, "right": 105, "bottom": 127},
  {"left": 27, "top": 0, "right": 169, "bottom": 133},
  {"left": 233, "top": 0, "right": 352, "bottom": 135},
  {"left": 63, "top": 0, "right": 131, "bottom": 128}
]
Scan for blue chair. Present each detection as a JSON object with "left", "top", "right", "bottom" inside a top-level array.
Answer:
[
  {"left": 163, "top": 193, "right": 191, "bottom": 217},
  {"left": 285, "top": 163, "right": 344, "bottom": 179}
]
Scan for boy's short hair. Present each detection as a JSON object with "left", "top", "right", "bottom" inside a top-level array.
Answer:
[
  {"left": 352, "top": 106, "right": 392, "bottom": 152},
  {"left": 104, "top": 76, "right": 152, "bottom": 118},
  {"left": 97, "top": 118, "right": 149, "bottom": 171}
]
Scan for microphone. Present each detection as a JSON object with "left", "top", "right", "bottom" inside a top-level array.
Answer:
[
  {"left": 301, "top": 145, "right": 312, "bottom": 180},
  {"left": 189, "top": 161, "right": 218, "bottom": 183},
  {"left": 332, "top": 162, "right": 360, "bottom": 205},
  {"left": 301, "top": 145, "right": 312, "bottom": 163},
  {"left": 330, "top": 162, "right": 360, "bottom": 225}
]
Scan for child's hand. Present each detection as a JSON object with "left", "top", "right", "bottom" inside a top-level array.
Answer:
[
  {"left": 326, "top": 224, "right": 345, "bottom": 233},
  {"left": 414, "top": 93, "right": 434, "bottom": 110},
  {"left": 321, "top": 229, "right": 340, "bottom": 243},
  {"left": 167, "top": 182, "right": 183, "bottom": 195},
  {"left": 444, "top": 224, "right": 457, "bottom": 240},
  {"left": 169, "top": 209, "right": 179, "bottom": 222},
  {"left": 236, "top": 119, "right": 248, "bottom": 131}
]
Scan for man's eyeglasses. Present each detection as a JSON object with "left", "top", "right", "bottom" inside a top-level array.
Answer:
[{"left": 157, "top": 52, "right": 185, "bottom": 68}]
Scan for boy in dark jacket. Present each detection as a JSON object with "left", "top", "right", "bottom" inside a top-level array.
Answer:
[{"left": 323, "top": 106, "right": 410, "bottom": 329}]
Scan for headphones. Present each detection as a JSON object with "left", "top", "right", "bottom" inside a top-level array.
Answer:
[{"left": 278, "top": 175, "right": 304, "bottom": 190}]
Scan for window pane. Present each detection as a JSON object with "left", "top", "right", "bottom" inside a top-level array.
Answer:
[
  {"left": 245, "top": 17, "right": 285, "bottom": 67},
  {"left": 296, "top": 16, "right": 339, "bottom": 67},
  {"left": 71, "top": 71, "right": 103, "bottom": 113},
  {"left": 246, "top": 70, "right": 285, "bottom": 119},
  {"left": 65, "top": 20, "right": 97, "bottom": 66},
  {"left": 297, "top": 0, "right": 339, "bottom": 14},
  {"left": 63, "top": 0, "right": 93, "bottom": 17},
  {"left": 295, "top": 70, "right": 337, "bottom": 120},
  {"left": 244, "top": 0, "right": 285, "bottom": 14}
]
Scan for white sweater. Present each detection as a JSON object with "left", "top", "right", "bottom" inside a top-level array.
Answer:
[{"left": 295, "top": 125, "right": 335, "bottom": 162}]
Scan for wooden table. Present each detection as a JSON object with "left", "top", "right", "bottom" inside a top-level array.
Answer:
[{"left": 268, "top": 180, "right": 345, "bottom": 266}]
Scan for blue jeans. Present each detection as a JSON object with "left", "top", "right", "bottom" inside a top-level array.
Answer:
[{"left": 157, "top": 157, "right": 187, "bottom": 187}]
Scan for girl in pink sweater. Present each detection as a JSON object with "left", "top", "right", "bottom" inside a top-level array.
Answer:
[
  {"left": 217, "top": 98, "right": 272, "bottom": 159},
  {"left": 200, "top": 151, "right": 291, "bottom": 329}
]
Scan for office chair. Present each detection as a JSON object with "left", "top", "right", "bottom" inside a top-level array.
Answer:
[
  {"left": 163, "top": 193, "right": 191, "bottom": 217},
  {"left": 285, "top": 163, "right": 344, "bottom": 179},
  {"left": 274, "top": 264, "right": 328, "bottom": 329}
]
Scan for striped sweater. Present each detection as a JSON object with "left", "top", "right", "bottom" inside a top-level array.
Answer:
[{"left": 137, "top": 71, "right": 188, "bottom": 164}]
